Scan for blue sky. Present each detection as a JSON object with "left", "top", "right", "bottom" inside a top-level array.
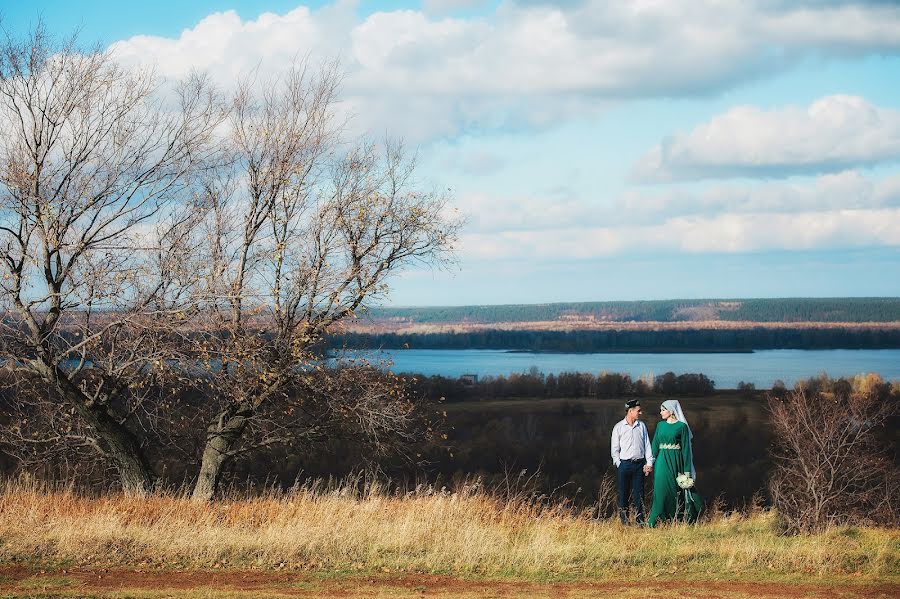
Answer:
[{"left": 3, "top": 0, "right": 900, "bottom": 306}]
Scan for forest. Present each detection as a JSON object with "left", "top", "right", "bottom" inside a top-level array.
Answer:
[{"left": 332, "top": 325, "right": 900, "bottom": 352}]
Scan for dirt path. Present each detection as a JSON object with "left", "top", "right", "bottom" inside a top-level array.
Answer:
[{"left": 1, "top": 566, "right": 897, "bottom": 598}]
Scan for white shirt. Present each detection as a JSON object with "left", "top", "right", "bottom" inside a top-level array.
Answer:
[{"left": 611, "top": 418, "right": 654, "bottom": 467}]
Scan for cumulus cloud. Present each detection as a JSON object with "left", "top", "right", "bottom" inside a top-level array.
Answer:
[
  {"left": 457, "top": 170, "right": 900, "bottom": 234},
  {"left": 459, "top": 207, "right": 900, "bottom": 261},
  {"left": 619, "top": 170, "right": 900, "bottom": 223},
  {"left": 634, "top": 96, "right": 900, "bottom": 181},
  {"left": 453, "top": 170, "right": 900, "bottom": 259},
  {"left": 107, "top": 1, "right": 900, "bottom": 142},
  {"left": 456, "top": 188, "right": 594, "bottom": 233}
]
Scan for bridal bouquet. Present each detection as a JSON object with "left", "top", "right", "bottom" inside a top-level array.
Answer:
[{"left": 676, "top": 473, "right": 695, "bottom": 489}]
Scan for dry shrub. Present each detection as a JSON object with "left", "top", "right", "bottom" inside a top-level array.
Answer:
[{"left": 768, "top": 379, "right": 898, "bottom": 533}]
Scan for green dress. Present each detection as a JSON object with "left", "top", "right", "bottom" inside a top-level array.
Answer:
[{"left": 648, "top": 420, "right": 703, "bottom": 527}]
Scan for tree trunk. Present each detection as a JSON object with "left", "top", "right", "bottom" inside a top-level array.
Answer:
[
  {"left": 52, "top": 372, "right": 154, "bottom": 495},
  {"left": 192, "top": 411, "right": 249, "bottom": 501},
  {"left": 80, "top": 404, "right": 154, "bottom": 495}
]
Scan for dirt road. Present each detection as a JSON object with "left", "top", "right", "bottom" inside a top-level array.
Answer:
[{"left": 1, "top": 566, "right": 897, "bottom": 598}]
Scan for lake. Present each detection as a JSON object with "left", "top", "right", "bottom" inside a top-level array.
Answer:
[{"left": 350, "top": 348, "right": 900, "bottom": 388}]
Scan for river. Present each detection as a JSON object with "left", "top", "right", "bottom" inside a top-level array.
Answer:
[{"left": 350, "top": 348, "right": 900, "bottom": 388}]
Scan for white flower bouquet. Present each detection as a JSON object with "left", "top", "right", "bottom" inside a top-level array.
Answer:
[{"left": 676, "top": 473, "right": 694, "bottom": 489}]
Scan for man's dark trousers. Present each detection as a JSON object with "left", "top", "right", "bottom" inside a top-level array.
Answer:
[{"left": 617, "top": 458, "right": 646, "bottom": 524}]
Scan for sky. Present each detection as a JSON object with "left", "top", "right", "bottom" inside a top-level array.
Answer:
[{"left": 3, "top": 0, "right": 900, "bottom": 306}]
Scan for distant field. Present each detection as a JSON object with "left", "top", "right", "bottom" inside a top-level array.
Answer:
[{"left": 360, "top": 297, "right": 900, "bottom": 326}]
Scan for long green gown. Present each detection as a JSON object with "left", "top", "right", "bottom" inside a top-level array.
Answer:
[{"left": 648, "top": 420, "right": 703, "bottom": 527}]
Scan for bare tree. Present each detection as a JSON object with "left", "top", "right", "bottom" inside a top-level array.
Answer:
[
  {"left": 768, "top": 378, "right": 898, "bottom": 533},
  {"left": 0, "top": 27, "right": 459, "bottom": 498},
  {"left": 184, "top": 64, "right": 460, "bottom": 500},
  {"left": 0, "top": 25, "right": 223, "bottom": 493}
]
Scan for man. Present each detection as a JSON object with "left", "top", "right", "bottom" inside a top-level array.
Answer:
[{"left": 611, "top": 399, "right": 653, "bottom": 524}]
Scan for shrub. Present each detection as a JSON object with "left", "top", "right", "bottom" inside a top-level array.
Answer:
[{"left": 767, "top": 381, "right": 898, "bottom": 533}]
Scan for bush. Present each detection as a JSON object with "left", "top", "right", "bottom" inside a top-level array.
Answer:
[{"left": 768, "top": 379, "right": 898, "bottom": 533}]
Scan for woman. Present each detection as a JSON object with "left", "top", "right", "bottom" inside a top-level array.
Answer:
[{"left": 647, "top": 399, "right": 703, "bottom": 527}]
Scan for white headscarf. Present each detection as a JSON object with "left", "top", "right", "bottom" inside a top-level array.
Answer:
[{"left": 661, "top": 399, "right": 696, "bottom": 478}]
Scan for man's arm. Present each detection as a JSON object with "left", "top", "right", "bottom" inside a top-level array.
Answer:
[
  {"left": 643, "top": 422, "right": 654, "bottom": 475},
  {"left": 611, "top": 423, "right": 621, "bottom": 467},
  {"left": 643, "top": 422, "right": 654, "bottom": 465}
]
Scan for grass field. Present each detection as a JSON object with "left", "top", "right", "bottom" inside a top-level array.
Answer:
[{"left": 0, "top": 480, "right": 897, "bottom": 598}]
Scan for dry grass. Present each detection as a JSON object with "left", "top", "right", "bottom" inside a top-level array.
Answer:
[{"left": 0, "top": 479, "right": 897, "bottom": 582}]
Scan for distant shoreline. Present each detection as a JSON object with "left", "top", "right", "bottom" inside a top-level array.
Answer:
[
  {"left": 502, "top": 348, "right": 756, "bottom": 354},
  {"left": 344, "top": 319, "right": 900, "bottom": 335},
  {"left": 331, "top": 324, "right": 900, "bottom": 352}
]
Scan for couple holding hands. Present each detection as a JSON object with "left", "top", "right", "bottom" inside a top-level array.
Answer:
[{"left": 611, "top": 398, "right": 703, "bottom": 526}]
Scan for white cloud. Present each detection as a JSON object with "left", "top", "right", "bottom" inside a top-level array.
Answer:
[
  {"left": 619, "top": 170, "right": 900, "bottom": 223},
  {"left": 635, "top": 96, "right": 900, "bottom": 181},
  {"left": 459, "top": 207, "right": 900, "bottom": 261},
  {"left": 107, "top": 1, "right": 900, "bottom": 142},
  {"left": 761, "top": 2, "right": 900, "bottom": 50},
  {"left": 453, "top": 170, "right": 900, "bottom": 258},
  {"left": 457, "top": 170, "right": 900, "bottom": 234}
]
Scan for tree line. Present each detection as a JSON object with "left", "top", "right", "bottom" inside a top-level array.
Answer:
[
  {"left": 363, "top": 297, "right": 900, "bottom": 324},
  {"left": 334, "top": 326, "right": 900, "bottom": 352},
  {"left": 405, "top": 370, "right": 715, "bottom": 402}
]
